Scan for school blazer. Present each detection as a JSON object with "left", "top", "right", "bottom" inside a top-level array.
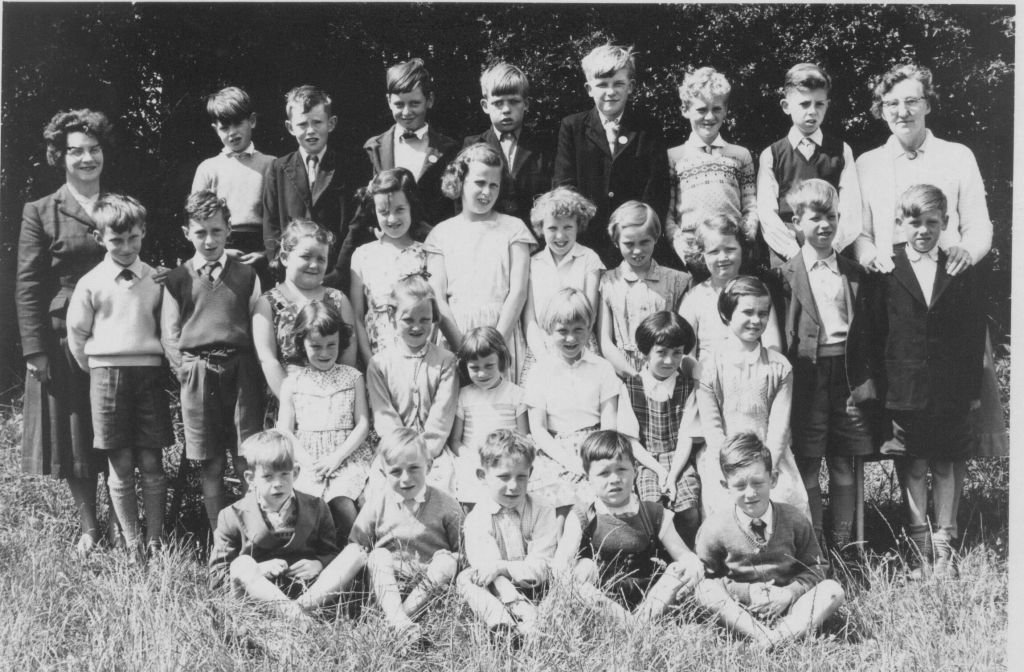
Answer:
[
  {"left": 16, "top": 184, "right": 106, "bottom": 358},
  {"left": 552, "top": 108, "right": 669, "bottom": 266},
  {"left": 208, "top": 489, "right": 340, "bottom": 590},
  {"left": 773, "top": 254, "right": 879, "bottom": 410},
  {"left": 864, "top": 247, "right": 986, "bottom": 414},
  {"left": 362, "top": 125, "right": 460, "bottom": 226},
  {"left": 262, "top": 147, "right": 347, "bottom": 263},
  {"left": 463, "top": 127, "right": 553, "bottom": 230}
]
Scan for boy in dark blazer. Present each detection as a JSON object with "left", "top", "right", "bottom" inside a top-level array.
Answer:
[
  {"left": 262, "top": 85, "right": 347, "bottom": 273},
  {"left": 463, "top": 62, "right": 553, "bottom": 231},
  {"left": 209, "top": 430, "right": 359, "bottom": 617},
  {"left": 552, "top": 43, "right": 670, "bottom": 268},
  {"left": 771, "top": 180, "right": 878, "bottom": 552},
  {"left": 864, "top": 184, "right": 985, "bottom": 579}
]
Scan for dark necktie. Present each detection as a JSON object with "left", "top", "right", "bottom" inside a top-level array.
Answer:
[
  {"left": 118, "top": 267, "right": 134, "bottom": 282},
  {"left": 402, "top": 130, "right": 419, "bottom": 141},
  {"left": 750, "top": 518, "right": 767, "bottom": 542},
  {"left": 203, "top": 261, "right": 221, "bottom": 281}
]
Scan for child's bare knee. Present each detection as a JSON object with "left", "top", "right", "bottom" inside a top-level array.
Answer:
[
  {"left": 366, "top": 547, "right": 393, "bottom": 571},
  {"left": 819, "top": 579, "right": 845, "bottom": 605},
  {"left": 572, "top": 558, "right": 599, "bottom": 585},
  {"left": 229, "top": 555, "right": 259, "bottom": 582},
  {"left": 694, "top": 578, "right": 728, "bottom": 609},
  {"left": 428, "top": 550, "right": 458, "bottom": 583}
]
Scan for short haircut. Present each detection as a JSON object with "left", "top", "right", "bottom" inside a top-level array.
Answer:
[
  {"left": 441, "top": 143, "right": 503, "bottom": 201},
  {"left": 785, "top": 178, "right": 839, "bottom": 220},
  {"left": 478, "top": 429, "right": 537, "bottom": 469},
  {"left": 678, "top": 66, "right": 732, "bottom": 110},
  {"left": 387, "top": 58, "right": 434, "bottom": 97},
  {"left": 93, "top": 193, "right": 146, "bottom": 235},
  {"left": 782, "top": 63, "right": 831, "bottom": 96},
  {"left": 289, "top": 300, "right": 353, "bottom": 363},
  {"left": 607, "top": 200, "right": 661, "bottom": 243},
  {"left": 206, "top": 86, "right": 254, "bottom": 123},
  {"left": 378, "top": 427, "right": 429, "bottom": 465},
  {"left": 539, "top": 287, "right": 594, "bottom": 332},
  {"left": 529, "top": 187, "right": 597, "bottom": 237},
  {"left": 43, "top": 108, "right": 115, "bottom": 167},
  {"left": 480, "top": 62, "right": 529, "bottom": 98},
  {"left": 896, "top": 184, "right": 948, "bottom": 220},
  {"left": 695, "top": 214, "right": 747, "bottom": 255},
  {"left": 719, "top": 431, "right": 773, "bottom": 478},
  {"left": 717, "top": 275, "right": 770, "bottom": 324},
  {"left": 457, "top": 326, "right": 512, "bottom": 376},
  {"left": 279, "top": 219, "right": 336, "bottom": 261},
  {"left": 390, "top": 274, "right": 439, "bottom": 322},
  {"left": 285, "top": 85, "right": 332, "bottom": 119},
  {"left": 581, "top": 43, "right": 636, "bottom": 80},
  {"left": 634, "top": 311, "right": 696, "bottom": 355},
  {"left": 870, "top": 63, "right": 935, "bottom": 120},
  {"left": 241, "top": 429, "right": 296, "bottom": 472},
  {"left": 185, "top": 190, "right": 230, "bottom": 225},
  {"left": 580, "top": 430, "right": 635, "bottom": 474},
  {"left": 356, "top": 168, "right": 427, "bottom": 231}
]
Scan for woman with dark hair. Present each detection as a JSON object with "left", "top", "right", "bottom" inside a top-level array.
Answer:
[{"left": 16, "top": 109, "right": 114, "bottom": 555}]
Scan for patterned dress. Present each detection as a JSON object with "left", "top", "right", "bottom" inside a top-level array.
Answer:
[
  {"left": 287, "top": 364, "right": 372, "bottom": 502},
  {"left": 600, "top": 261, "right": 692, "bottom": 372},
  {"left": 622, "top": 367, "right": 701, "bottom": 512},
  {"left": 696, "top": 344, "right": 808, "bottom": 521},
  {"left": 266, "top": 286, "right": 351, "bottom": 368},
  {"left": 351, "top": 240, "right": 434, "bottom": 355},
  {"left": 426, "top": 212, "right": 536, "bottom": 383}
]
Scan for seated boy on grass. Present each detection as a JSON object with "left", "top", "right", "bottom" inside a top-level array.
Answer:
[
  {"left": 457, "top": 429, "right": 559, "bottom": 643},
  {"left": 695, "top": 431, "right": 844, "bottom": 648},
  {"left": 208, "top": 429, "right": 353, "bottom": 621}
]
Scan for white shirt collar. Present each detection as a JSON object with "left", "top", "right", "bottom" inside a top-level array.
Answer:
[
  {"left": 886, "top": 129, "right": 933, "bottom": 159},
  {"left": 686, "top": 131, "right": 727, "bottom": 150},
  {"left": 221, "top": 142, "right": 256, "bottom": 157},
  {"left": 65, "top": 182, "right": 99, "bottom": 211},
  {"left": 191, "top": 251, "right": 229, "bottom": 272},
  {"left": 788, "top": 127, "right": 823, "bottom": 148},
  {"left": 801, "top": 245, "right": 839, "bottom": 274},
  {"left": 640, "top": 368, "right": 678, "bottom": 399},
  {"left": 906, "top": 246, "right": 940, "bottom": 263},
  {"left": 594, "top": 494, "right": 640, "bottom": 516},
  {"left": 395, "top": 124, "right": 429, "bottom": 142},
  {"left": 621, "top": 259, "right": 660, "bottom": 282},
  {"left": 600, "top": 114, "right": 622, "bottom": 128},
  {"left": 493, "top": 126, "right": 520, "bottom": 141},
  {"left": 479, "top": 495, "right": 526, "bottom": 516},
  {"left": 550, "top": 348, "right": 600, "bottom": 370},
  {"left": 104, "top": 254, "right": 144, "bottom": 278},
  {"left": 539, "top": 242, "right": 584, "bottom": 267},
  {"left": 298, "top": 146, "right": 326, "bottom": 165},
  {"left": 735, "top": 501, "right": 773, "bottom": 531}
]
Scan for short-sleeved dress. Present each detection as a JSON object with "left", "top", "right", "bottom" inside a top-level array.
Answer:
[
  {"left": 452, "top": 378, "right": 527, "bottom": 503},
  {"left": 287, "top": 364, "right": 372, "bottom": 502},
  {"left": 426, "top": 212, "right": 536, "bottom": 383},
  {"left": 696, "top": 344, "right": 808, "bottom": 521},
  {"left": 600, "top": 261, "right": 691, "bottom": 373},
  {"left": 351, "top": 240, "right": 434, "bottom": 355}
]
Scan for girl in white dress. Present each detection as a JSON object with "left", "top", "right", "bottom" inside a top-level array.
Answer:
[
  {"left": 427, "top": 143, "right": 535, "bottom": 382},
  {"left": 277, "top": 301, "right": 371, "bottom": 543}
]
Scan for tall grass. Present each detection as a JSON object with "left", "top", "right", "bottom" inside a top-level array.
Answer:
[{"left": 0, "top": 399, "right": 1007, "bottom": 671}]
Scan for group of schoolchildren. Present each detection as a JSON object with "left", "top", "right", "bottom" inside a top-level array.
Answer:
[{"left": 63, "top": 43, "right": 985, "bottom": 650}]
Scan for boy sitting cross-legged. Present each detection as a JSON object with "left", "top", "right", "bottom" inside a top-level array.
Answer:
[
  {"left": 695, "top": 431, "right": 844, "bottom": 648},
  {"left": 457, "top": 429, "right": 559, "bottom": 642}
]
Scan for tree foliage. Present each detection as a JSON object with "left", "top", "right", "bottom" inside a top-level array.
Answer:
[{"left": 0, "top": 3, "right": 1013, "bottom": 388}]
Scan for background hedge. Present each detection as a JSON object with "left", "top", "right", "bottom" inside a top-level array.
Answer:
[{"left": 0, "top": 3, "right": 1013, "bottom": 392}]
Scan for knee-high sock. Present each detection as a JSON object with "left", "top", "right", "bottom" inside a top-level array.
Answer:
[
  {"left": 829, "top": 483, "right": 855, "bottom": 545},
  {"left": 107, "top": 471, "right": 141, "bottom": 547},
  {"left": 139, "top": 471, "right": 167, "bottom": 544}
]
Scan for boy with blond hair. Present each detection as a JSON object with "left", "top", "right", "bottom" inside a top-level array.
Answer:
[
  {"left": 464, "top": 62, "right": 553, "bottom": 228},
  {"left": 553, "top": 43, "right": 670, "bottom": 268}
]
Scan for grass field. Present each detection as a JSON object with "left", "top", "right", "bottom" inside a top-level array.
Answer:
[{"left": 0, "top": 361, "right": 1009, "bottom": 671}]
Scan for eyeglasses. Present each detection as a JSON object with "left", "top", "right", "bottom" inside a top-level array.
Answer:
[
  {"left": 66, "top": 145, "right": 103, "bottom": 158},
  {"left": 881, "top": 97, "right": 925, "bottom": 113}
]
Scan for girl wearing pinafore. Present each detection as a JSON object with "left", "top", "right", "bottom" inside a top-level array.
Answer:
[
  {"left": 277, "top": 301, "right": 371, "bottom": 542},
  {"left": 427, "top": 143, "right": 534, "bottom": 383}
]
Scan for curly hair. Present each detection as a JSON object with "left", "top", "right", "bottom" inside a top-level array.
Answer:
[
  {"left": 43, "top": 108, "right": 114, "bottom": 167},
  {"left": 678, "top": 66, "right": 732, "bottom": 111},
  {"left": 185, "top": 190, "right": 230, "bottom": 225},
  {"left": 440, "top": 143, "right": 503, "bottom": 201},
  {"left": 278, "top": 219, "right": 336, "bottom": 261},
  {"left": 529, "top": 187, "right": 597, "bottom": 237},
  {"left": 870, "top": 63, "right": 935, "bottom": 120}
]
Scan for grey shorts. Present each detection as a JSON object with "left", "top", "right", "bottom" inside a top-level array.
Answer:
[{"left": 90, "top": 366, "right": 173, "bottom": 452}]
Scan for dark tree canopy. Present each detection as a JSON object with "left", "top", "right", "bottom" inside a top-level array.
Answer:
[{"left": 0, "top": 3, "right": 1013, "bottom": 390}]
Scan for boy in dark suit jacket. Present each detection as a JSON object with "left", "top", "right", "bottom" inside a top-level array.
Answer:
[
  {"left": 463, "top": 62, "right": 552, "bottom": 231},
  {"left": 262, "top": 85, "right": 347, "bottom": 273},
  {"left": 552, "top": 43, "right": 670, "bottom": 268},
  {"left": 209, "top": 430, "right": 358, "bottom": 618},
  {"left": 771, "top": 180, "right": 878, "bottom": 552},
  {"left": 864, "top": 184, "right": 985, "bottom": 579}
]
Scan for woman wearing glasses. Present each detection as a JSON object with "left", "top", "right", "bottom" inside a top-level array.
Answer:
[
  {"left": 16, "top": 109, "right": 114, "bottom": 555},
  {"left": 852, "top": 64, "right": 991, "bottom": 275}
]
